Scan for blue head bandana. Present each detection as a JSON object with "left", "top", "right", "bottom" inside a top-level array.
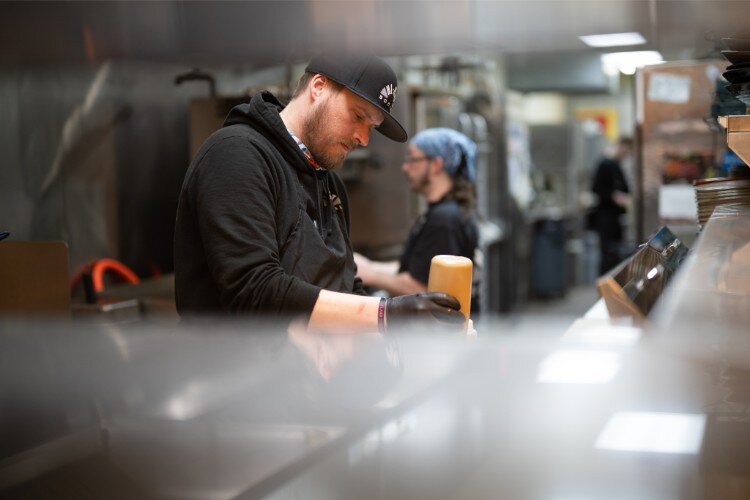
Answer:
[{"left": 410, "top": 128, "right": 477, "bottom": 182}]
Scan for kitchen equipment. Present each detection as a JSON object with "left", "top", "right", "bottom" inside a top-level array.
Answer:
[
  {"left": 722, "top": 50, "right": 750, "bottom": 65},
  {"left": 722, "top": 37, "right": 750, "bottom": 51},
  {"left": 0, "top": 241, "right": 71, "bottom": 316},
  {"left": 723, "top": 67, "right": 750, "bottom": 84},
  {"left": 726, "top": 62, "right": 750, "bottom": 71},
  {"left": 596, "top": 226, "right": 688, "bottom": 323},
  {"left": 694, "top": 177, "right": 750, "bottom": 226},
  {"left": 725, "top": 83, "right": 750, "bottom": 106}
]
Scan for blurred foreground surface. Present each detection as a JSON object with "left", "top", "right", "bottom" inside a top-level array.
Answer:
[{"left": 2, "top": 299, "right": 749, "bottom": 500}]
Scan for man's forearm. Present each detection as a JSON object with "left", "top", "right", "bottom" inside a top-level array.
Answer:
[{"left": 307, "top": 290, "right": 381, "bottom": 333}]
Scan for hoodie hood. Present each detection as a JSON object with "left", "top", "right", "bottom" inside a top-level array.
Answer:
[{"left": 224, "top": 91, "right": 310, "bottom": 174}]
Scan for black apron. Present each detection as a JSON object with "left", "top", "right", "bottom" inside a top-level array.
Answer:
[{"left": 279, "top": 172, "right": 356, "bottom": 293}]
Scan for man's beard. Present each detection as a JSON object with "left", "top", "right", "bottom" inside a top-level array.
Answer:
[
  {"left": 408, "top": 168, "right": 431, "bottom": 193},
  {"left": 302, "top": 98, "right": 355, "bottom": 170}
]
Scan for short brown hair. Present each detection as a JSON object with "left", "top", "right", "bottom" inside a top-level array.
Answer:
[{"left": 291, "top": 71, "right": 343, "bottom": 99}]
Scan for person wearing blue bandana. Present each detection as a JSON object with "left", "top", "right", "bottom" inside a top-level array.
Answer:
[{"left": 355, "top": 128, "right": 480, "bottom": 312}]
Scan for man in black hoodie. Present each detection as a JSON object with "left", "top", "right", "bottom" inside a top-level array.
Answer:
[{"left": 174, "top": 53, "right": 463, "bottom": 333}]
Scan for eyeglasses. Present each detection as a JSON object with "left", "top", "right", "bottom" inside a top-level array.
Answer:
[{"left": 403, "top": 155, "right": 431, "bottom": 165}]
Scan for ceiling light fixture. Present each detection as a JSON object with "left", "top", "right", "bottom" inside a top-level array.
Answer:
[
  {"left": 580, "top": 32, "right": 647, "bottom": 48},
  {"left": 601, "top": 50, "right": 664, "bottom": 76}
]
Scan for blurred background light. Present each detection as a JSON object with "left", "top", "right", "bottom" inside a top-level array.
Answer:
[
  {"left": 601, "top": 50, "right": 664, "bottom": 75},
  {"left": 537, "top": 349, "right": 622, "bottom": 384},
  {"left": 595, "top": 411, "right": 706, "bottom": 454},
  {"left": 580, "top": 32, "right": 647, "bottom": 48}
]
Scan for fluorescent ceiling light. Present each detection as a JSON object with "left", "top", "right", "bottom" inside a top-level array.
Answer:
[
  {"left": 595, "top": 411, "right": 706, "bottom": 454},
  {"left": 537, "top": 349, "right": 622, "bottom": 384},
  {"left": 601, "top": 50, "right": 664, "bottom": 76},
  {"left": 580, "top": 32, "right": 646, "bottom": 47}
]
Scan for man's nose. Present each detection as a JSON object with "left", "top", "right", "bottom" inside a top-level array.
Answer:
[{"left": 354, "top": 124, "right": 370, "bottom": 147}]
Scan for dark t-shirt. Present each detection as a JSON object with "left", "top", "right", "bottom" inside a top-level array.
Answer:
[
  {"left": 591, "top": 157, "right": 630, "bottom": 240},
  {"left": 592, "top": 157, "right": 629, "bottom": 212},
  {"left": 399, "top": 197, "right": 479, "bottom": 288}
]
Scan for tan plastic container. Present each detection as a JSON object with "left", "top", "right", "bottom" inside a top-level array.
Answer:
[{"left": 427, "top": 255, "right": 472, "bottom": 327}]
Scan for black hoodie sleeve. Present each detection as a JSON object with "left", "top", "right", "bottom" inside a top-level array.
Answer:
[{"left": 190, "top": 136, "right": 321, "bottom": 315}]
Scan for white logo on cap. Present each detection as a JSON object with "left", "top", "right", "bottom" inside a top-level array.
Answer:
[{"left": 378, "top": 84, "right": 397, "bottom": 111}]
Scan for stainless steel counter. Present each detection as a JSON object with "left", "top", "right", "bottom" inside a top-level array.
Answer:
[{"left": 3, "top": 208, "right": 750, "bottom": 499}]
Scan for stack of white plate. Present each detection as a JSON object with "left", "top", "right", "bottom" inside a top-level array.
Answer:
[{"left": 693, "top": 177, "right": 750, "bottom": 226}]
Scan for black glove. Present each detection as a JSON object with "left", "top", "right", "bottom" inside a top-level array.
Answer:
[{"left": 385, "top": 292, "right": 465, "bottom": 332}]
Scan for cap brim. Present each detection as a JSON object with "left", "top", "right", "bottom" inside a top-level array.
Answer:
[
  {"left": 345, "top": 87, "right": 408, "bottom": 143},
  {"left": 375, "top": 113, "right": 408, "bottom": 143}
]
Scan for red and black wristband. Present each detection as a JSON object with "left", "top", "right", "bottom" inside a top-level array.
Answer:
[{"left": 378, "top": 297, "right": 386, "bottom": 334}]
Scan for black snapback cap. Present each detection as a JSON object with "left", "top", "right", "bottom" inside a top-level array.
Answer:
[{"left": 305, "top": 53, "right": 408, "bottom": 143}]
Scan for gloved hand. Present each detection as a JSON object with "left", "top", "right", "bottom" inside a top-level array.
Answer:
[{"left": 385, "top": 292, "right": 464, "bottom": 332}]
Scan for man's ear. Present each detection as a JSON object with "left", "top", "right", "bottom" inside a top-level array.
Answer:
[{"left": 309, "top": 74, "right": 328, "bottom": 101}]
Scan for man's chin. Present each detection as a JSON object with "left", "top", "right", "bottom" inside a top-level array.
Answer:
[{"left": 317, "top": 154, "right": 347, "bottom": 171}]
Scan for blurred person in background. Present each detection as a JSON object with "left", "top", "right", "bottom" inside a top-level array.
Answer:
[
  {"left": 590, "top": 137, "right": 633, "bottom": 275},
  {"left": 355, "top": 128, "right": 480, "bottom": 313},
  {"left": 174, "top": 53, "right": 464, "bottom": 333}
]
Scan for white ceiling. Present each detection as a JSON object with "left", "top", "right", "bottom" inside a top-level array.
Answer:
[{"left": 1, "top": 1, "right": 747, "bottom": 66}]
